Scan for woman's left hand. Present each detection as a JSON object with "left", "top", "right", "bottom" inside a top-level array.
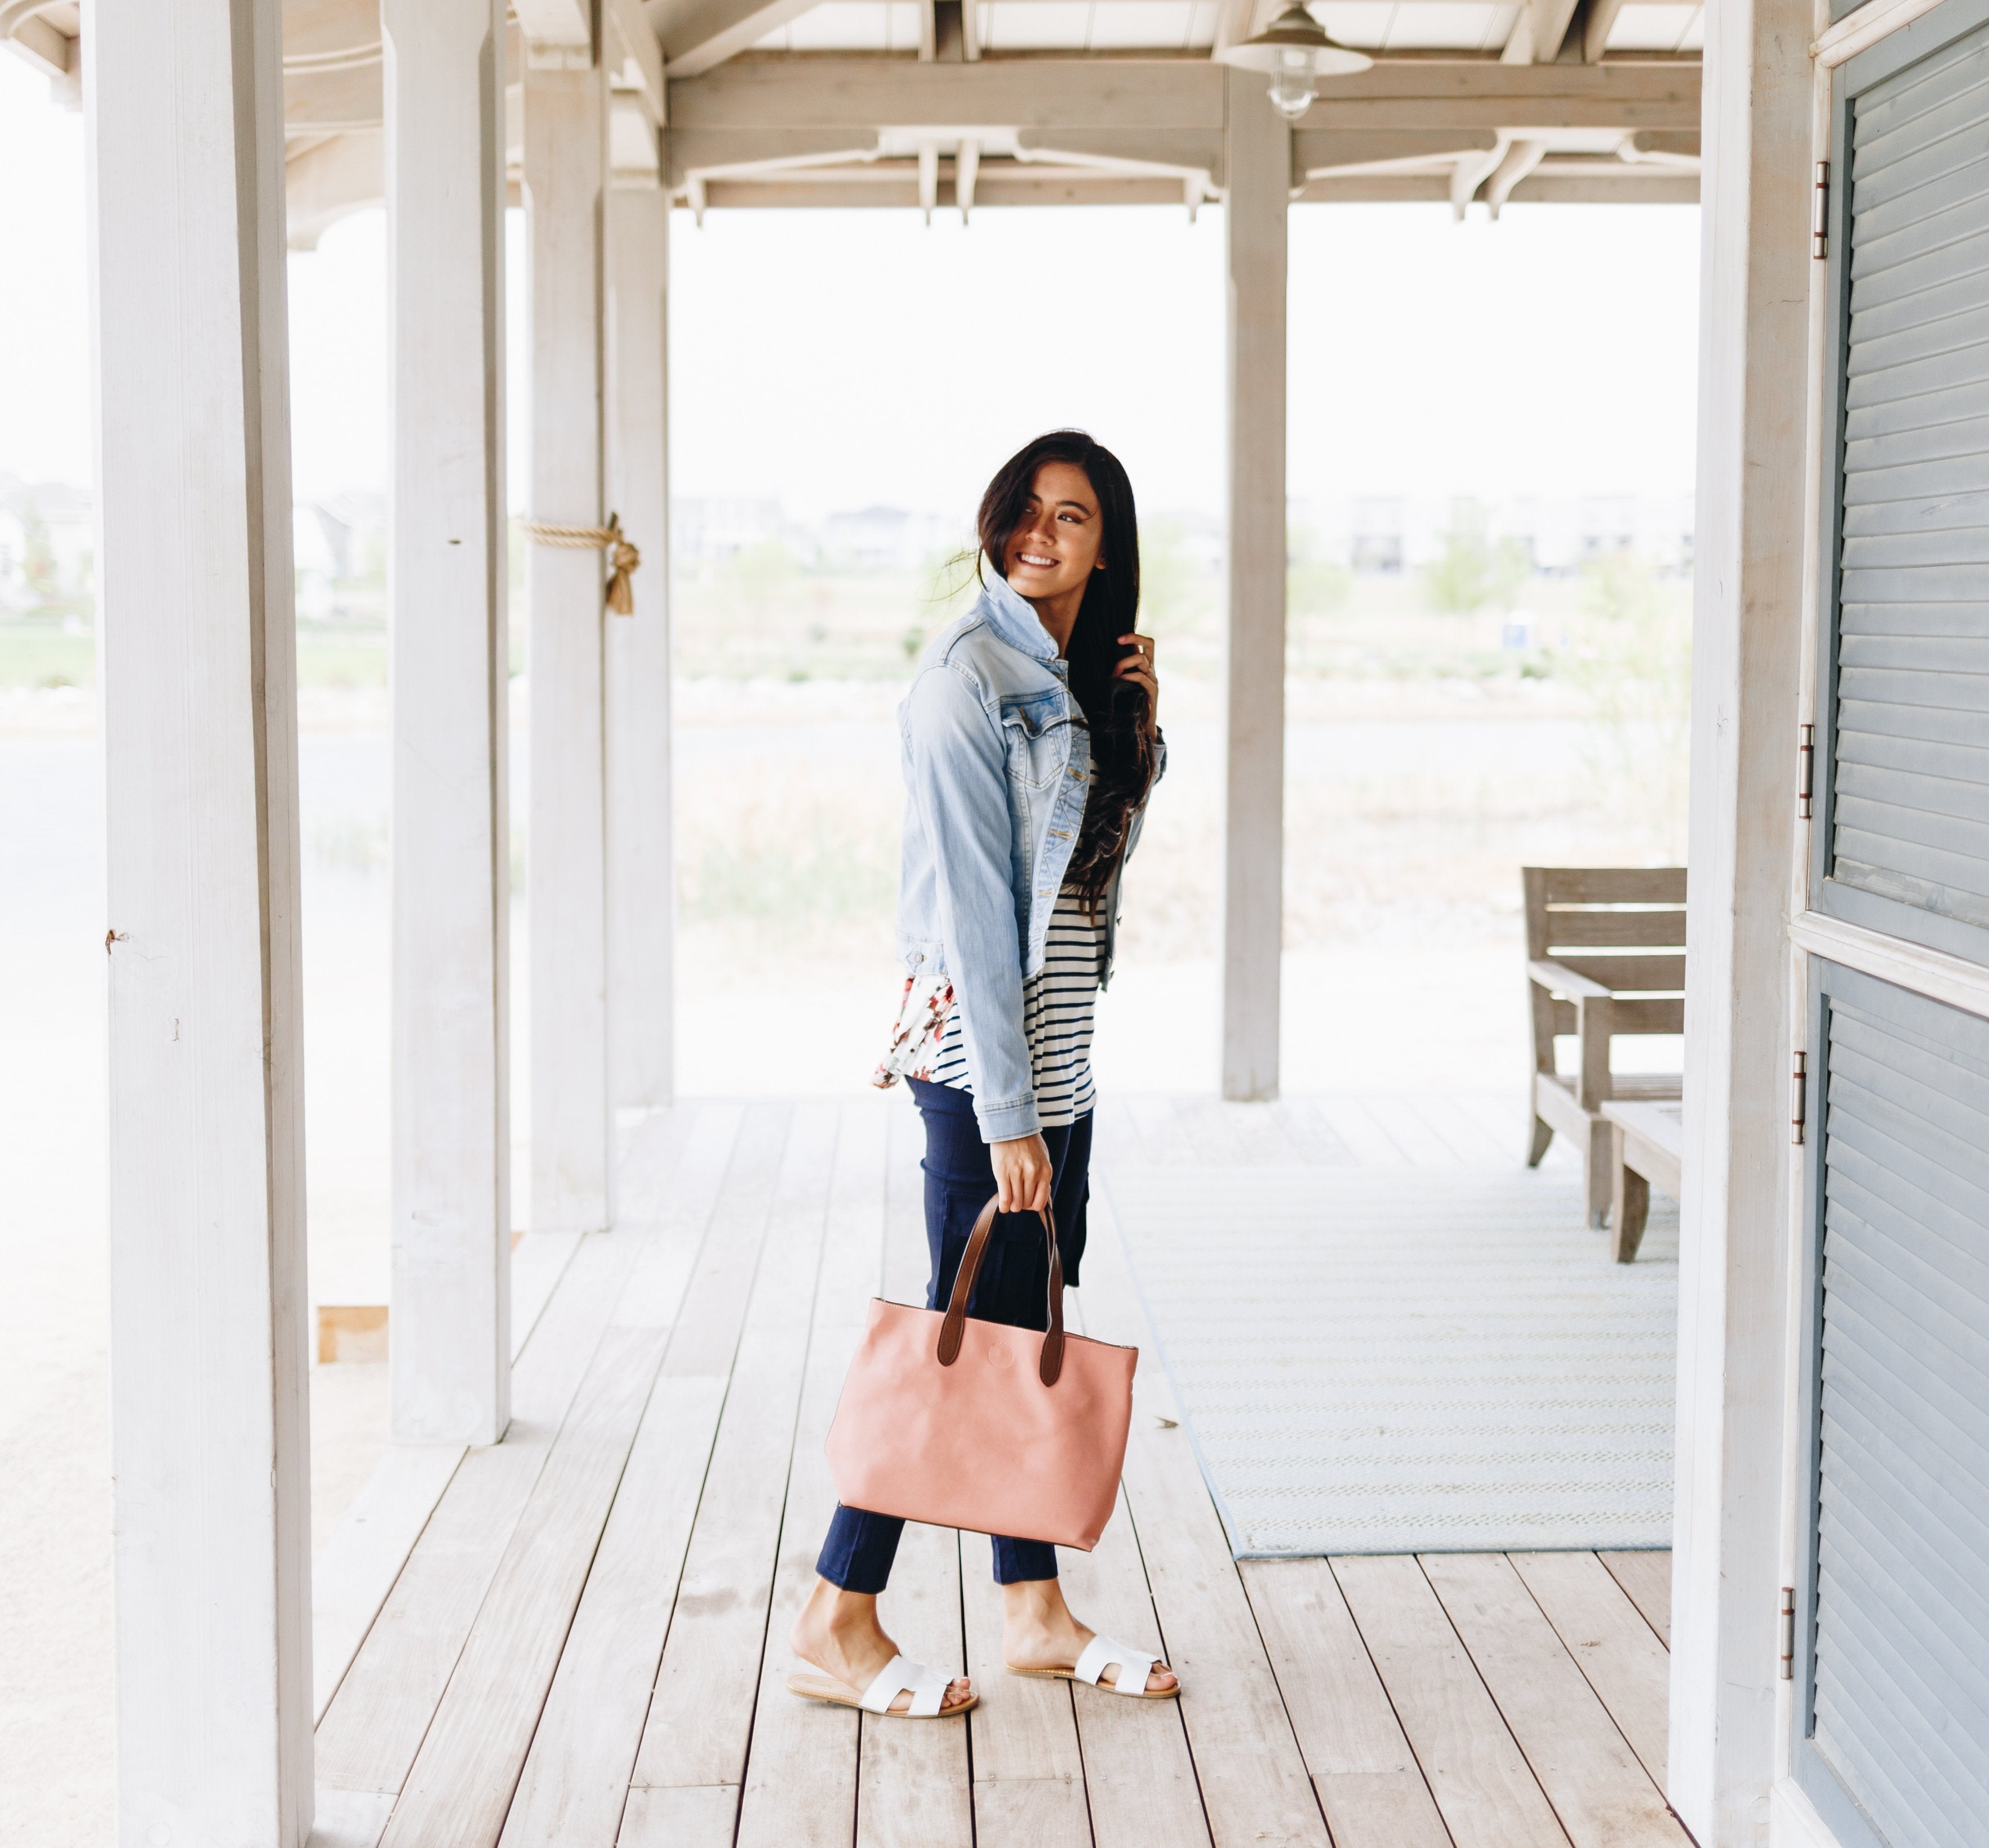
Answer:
[{"left": 1115, "top": 632, "right": 1160, "bottom": 735}]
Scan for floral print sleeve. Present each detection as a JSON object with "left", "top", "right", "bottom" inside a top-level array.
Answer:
[{"left": 872, "top": 973, "right": 956, "bottom": 1089}]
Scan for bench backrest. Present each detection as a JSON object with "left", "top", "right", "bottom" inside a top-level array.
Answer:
[{"left": 1524, "top": 867, "right": 1688, "bottom": 1048}]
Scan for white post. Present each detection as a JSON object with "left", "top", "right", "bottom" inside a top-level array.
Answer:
[
  {"left": 606, "top": 183, "right": 675, "bottom": 1114},
  {"left": 1671, "top": 0, "right": 1811, "bottom": 1833},
  {"left": 1222, "top": 70, "right": 1289, "bottom": 1102},
  {"left": 525, "top": 41, "right": 613, "bottom": 1232},
  {"left": 86, "top": 1, "right": 314, "bottom": 1840},
  {"left": 384, "top": 0, "right": 512, "bottom": 1445}
]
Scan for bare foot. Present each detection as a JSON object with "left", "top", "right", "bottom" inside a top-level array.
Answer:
[
  {"left": 789, "top": 1577, "right": 974, "bottom": 1714},
  {"left": 1001, "top": 1577, "right": 1179, "bottom": 1695}
]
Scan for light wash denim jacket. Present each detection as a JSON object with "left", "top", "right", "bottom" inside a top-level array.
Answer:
[{"left": 896, "top": 573, "right": 1163, "bottom": 1143}]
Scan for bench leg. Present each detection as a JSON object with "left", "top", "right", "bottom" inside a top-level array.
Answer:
[
  {"left": 1527, "top": 1115, "right": 1553, "bottom": 1167},
  {"left": 1613, "top": 1158, "right": 1650, "bottom": 1264},
  {"left": 1584, "top": 1118, "right": 1613, "bottom": 1229}
]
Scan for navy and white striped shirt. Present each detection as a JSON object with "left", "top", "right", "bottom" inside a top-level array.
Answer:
[{"left": 929, "top": 887, "right": 1103, "bottom": 1128}]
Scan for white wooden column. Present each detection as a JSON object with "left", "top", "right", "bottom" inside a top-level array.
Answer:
[
  {"left": 86, "top": 1, "right": 314, "bottom": 1840},
  {"left": 606, "top": 183, "right": 675, "bottom": 1114},
  {"left": 524, "top": 42, "right": 613, "bottom": 1232},
  {"left": 1671, "top": 0, "right": 1812, "bottom": 1832},
  {"left": 384, "top": 0, "right": 512, "bottom": 1445},
  {"left": 1221, "top": 70, "right": 1290, "bottom": 1102}
]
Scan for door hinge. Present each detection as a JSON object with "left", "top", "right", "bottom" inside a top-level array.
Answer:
[
  {"left": 1812, "top": 162, "right": 1831, "bottom": 260},
  {"left": 1793, "top": 1052, "right": 1808, "bottom": 1145},
  {"left": 1781, "top": 1587, "right": 1796, "bottom": 1679},
  {"left": 1799, "top": 722, "right": 1815, "bottom": 819}
]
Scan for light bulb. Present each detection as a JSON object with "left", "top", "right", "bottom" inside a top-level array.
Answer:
[{"left": 1268, "top": 57, "right": 1315, "bottom": 119}]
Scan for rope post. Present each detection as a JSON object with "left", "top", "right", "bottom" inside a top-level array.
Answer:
[{"left": 522, "top": 512, "right": 641, "bottom": 614}]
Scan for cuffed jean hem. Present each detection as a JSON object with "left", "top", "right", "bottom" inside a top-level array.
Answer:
[{"left": 816, "top": 1504, "right": 1057, "bottom": 1594}]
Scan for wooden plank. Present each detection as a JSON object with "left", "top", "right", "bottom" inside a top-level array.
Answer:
[
  {"left": 1329, "top": 1555, "right": 1569, "bottom": 1848},
  {"left": 510, "top": 1233, "right": 582, "bottom": 1360},
  {"left": 1272, "top": 1097, "right": 1357, "bottom": 1167},
  {"left": 1597, "top": 1553, "right": 1672, "bottom": 1648},
  {"left": 1362, "top": 1096, "right": 1465, "bottom": 1168},
  {"left": 498, "top": 1128, "right": 750, "bottom": 1848},
  {"left": 1081, "top": 1185, "right": 1332, "bottom": 1846},
  {"left": 377, "top": 1323, "right": 674, "bottom": 1848},
  {"left": 1239, "top": 1558, "right": 1451, "bottom": 1848},
  {"left": 1453, "top": 1091, "right": 1534, "bottom": 1164},
  {"left": 309, "top": 1788, "right": 397, "bottom": 1848},
  {"left": 731, "top": 1103, "right": 887, "bottom": 1848},
  {"left": 314, "top": 1110, "right": 739, "bottom": 1795},
  {"left": 960, "top": 1530, "right": 1091, "bottom": 1848},
  {"left": 314, "top": 1237, "right": 651, "bottom": 1793},
  {"left": 1507, "top": 1554, "right": 1671, "bottom": 1788},
  {"left": 1533, "top": 869, "right": 1687, "bottom": 905},
  {"left": 629, "top": 1104, "right": 834, "bottom": 1791},
  {"left": 844, "top": 1101, "right": 974, "bottom": 1844},
  {"left": 1314, "top": 1096, "right": 1412, "bottom": 1167},
  {"left": 1418, "top": 1553, "right": 1681, "bottom": 1848},
  {"left": 313, "top": 1444, "right": 467, "bottom": 1721},
  {"left": 852, "top": 1521, "right": 974, "bottom": 1847},
  {"left": 1055, "top": 1490, "right": 1211, "bottom": 1848},
  {"left": 1410, "top": 1097, "right": 1512, "bottom": 1167},
  {"left": 615, "top": 1785, "right": 740, "bottom": 1843}
]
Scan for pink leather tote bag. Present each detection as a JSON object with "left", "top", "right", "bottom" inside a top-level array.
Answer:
[{"left": 826, "top": 1196, "right": 1136, "bottom": 1550}]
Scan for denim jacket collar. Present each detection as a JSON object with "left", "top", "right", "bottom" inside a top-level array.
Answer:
[{"left": 976, "top": 572, "right": 1061, "bottom": 667}]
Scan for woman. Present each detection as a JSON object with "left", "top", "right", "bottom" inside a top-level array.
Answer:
[{"left": 787, "top": 431, "right": 1178, "bottom": 1720}]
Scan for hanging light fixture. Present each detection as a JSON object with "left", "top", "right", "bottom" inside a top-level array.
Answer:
[{"left": 1217, "top": 3, "right": 1373, "bottom": 121}]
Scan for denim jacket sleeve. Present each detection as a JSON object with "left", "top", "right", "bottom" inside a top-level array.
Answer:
[{"left": 904, "top": 663, "right": 1040, "bottom": 1143}]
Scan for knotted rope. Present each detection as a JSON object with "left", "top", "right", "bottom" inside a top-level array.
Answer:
[{"left": 523, "top": 511, "right": 641, "bottom": 614}]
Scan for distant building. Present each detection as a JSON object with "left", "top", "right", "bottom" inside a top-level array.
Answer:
[
  {"left": 822, "top": 506, "right": 969, "bottom": 573},
  {"left": 1304, "top": 493, "right": 1695, "bottom": 577},
  {"left": 671, "top": 498, "right": 810, "bottom": 572}
]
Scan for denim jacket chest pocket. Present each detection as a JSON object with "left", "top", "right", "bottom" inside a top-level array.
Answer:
[{"left": 998, "top": 693, "right": 1070, "bottom": 790}]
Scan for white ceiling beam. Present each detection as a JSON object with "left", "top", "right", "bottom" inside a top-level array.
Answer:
[
  {"left": 515, "top": 0, "right": 594, "bottom": 63},
  {"left": 920, "top": 0, "right": 939, "bottom": 60},
  {"left": 645, "top": 0, "right": 823, "bottom": 78},
  {"left": 1448, "top": 133, "right": 1508, "bottom": 214},
  {"left": 667, "top": 56, "right": 1699, "bottom": 134},
  {"left": 608, "top": 0, "right": 668, "bottom": 123},
  {"left": 1500, "top": 0, "right": 1584, "bottom": 63},
  {"left": 918, "top": 138, "right": 939, "bottom": 219},
  {"left": 957, "top": 135, "right": 980, "bottom": 218},
  {"left": 3, "top": 7, "right": 78, "bottom": 100},
  {"left": 1482, "top": 134, "right": 1546, "bottom": 212},
  {"left": 961, "top": 0, "right": 980, "bottom": 61},
  {"left": 1582, "top": 0, "right": 1631, "bottom": 61}
]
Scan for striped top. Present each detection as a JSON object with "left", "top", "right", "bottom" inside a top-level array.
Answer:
[{"left": 926, "top": 887, "right": 1105, "bottom": 1128}]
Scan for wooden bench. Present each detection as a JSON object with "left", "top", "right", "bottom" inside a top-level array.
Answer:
[
  {"left": 1524, "top": 866, "right": 1686, "bottom": 1227},
  {"left": 1601, "top": 1099, "right": 1681, "bottom": 1264}
]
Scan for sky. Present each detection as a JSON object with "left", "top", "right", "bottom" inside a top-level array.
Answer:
[{"left": 0, "top": 49, "right": 1701, "bottom": 522}]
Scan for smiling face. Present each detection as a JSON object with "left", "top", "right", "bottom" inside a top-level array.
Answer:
[{"left": 1000, "top": 462, "right": 1105, "bottom": 607}]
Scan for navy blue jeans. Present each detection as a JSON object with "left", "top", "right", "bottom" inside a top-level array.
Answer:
[{"left": 816, "top": 1078, "right": 1093, "bottom": 1594}]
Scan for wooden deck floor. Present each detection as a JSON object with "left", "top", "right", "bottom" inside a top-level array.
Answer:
[{"left": 308, "top": 1095, "right": 1687, "bottom": 1848}]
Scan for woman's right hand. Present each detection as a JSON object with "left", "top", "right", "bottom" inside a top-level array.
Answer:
[{"left": 991, "top": 1133, "right": 1054, "bottom": 1213}]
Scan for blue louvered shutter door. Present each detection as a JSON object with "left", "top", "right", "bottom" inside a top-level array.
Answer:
[
  {"left": 1801, "top": 14, "right": 1989, "bottom": 1845},
  {"left": 1821, "top": 7, "right": 1989, "bottom": 968},
  {"left": 1797, "top": 968, "right": 1989, "bottom": 1848}
]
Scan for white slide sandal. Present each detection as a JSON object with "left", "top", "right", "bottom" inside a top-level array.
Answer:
[
  {"left": 1009, "top": 1633, "right": 1179, "bottom": 1699},
  {"left": 787, "top": 1652, "right": 976, "bottom": 1718}
]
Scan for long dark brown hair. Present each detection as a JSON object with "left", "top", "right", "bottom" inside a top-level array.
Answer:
[{"left": 977, "top": 431, "right": 1159, "bottom": 914}]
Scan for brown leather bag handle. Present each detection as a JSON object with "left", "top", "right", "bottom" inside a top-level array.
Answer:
[{"left": 935, "top": 1195, "right": 1066, "bottom": 1386}]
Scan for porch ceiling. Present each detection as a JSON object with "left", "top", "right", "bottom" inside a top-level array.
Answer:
[{"left": 0, "top": 0, "right": 1701, "bottom": 236}]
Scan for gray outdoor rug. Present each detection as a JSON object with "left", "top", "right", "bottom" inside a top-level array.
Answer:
[{"left": 1100, "top": 1166, "right": 1678, "bottom": 1555}]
